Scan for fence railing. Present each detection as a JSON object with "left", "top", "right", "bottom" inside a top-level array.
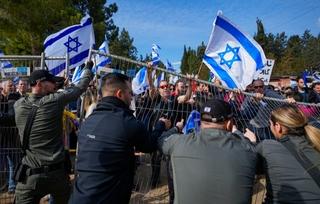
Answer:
[{"left": 1, "top": 52, "right": 320, "bottom": 203}]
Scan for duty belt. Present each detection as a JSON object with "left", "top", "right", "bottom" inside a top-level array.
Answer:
[{"left": 26, "top": 162, "right": 64, "bottom": 176}]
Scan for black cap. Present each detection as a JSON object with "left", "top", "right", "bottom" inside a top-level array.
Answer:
[
  {"left": 29, "top": 70, "right": 63, "bottom": 86},
  {"left": 201, "top": 99, "right": 233, "bottom": 123}
]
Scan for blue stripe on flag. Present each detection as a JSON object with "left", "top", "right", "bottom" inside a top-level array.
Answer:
[
  {"left": 50, "top": 49, "right": 90, "bottom": 75},
  {"left": 139, "top": 68, "right": 146, "bottom": 83},
  {"left": 216, "top": 16, "right": 264, "bottom": 69},
  {"left": 203, "top": 55, "right": 237, "bottom": 88},
  {"left": 97, "top": 58, "right": 111, "bottom": 67},
  {"left": 44, "top": 18, "right": 92, "bottom": 49}
]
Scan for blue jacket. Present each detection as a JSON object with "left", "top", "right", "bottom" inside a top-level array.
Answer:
[{"left": 70, "top": 96, "right": 166, "bottom": 204}]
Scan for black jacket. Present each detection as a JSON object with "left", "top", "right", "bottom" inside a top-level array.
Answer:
[
  {"left": 308, "top": 90, "right": 320, "bottom": 103},
  {"left": 71, "top": 96, "right": 166, "bottom": 204}
]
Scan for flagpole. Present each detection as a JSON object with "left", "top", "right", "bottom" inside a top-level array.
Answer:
[
  {"left": 88, "top": 48, "right": 93, "bottom": 62},
  {"left": 197, "top": 61, "right": 204, "bottom": 77},
  {"left": 65, "top": 52, "right": 70, "bottom": 79},
  {"left": 41, "top": 52, "right": 45, "bottom": 70},
  {"left": 93, "top": 53, "right": 99, "bottom": 89}
]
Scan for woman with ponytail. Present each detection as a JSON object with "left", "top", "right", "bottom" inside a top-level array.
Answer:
[{"left": 245, "top": 103, "right": 320, "bottom": 203}]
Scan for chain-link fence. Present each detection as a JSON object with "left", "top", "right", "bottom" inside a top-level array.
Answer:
[{"left": 1, "top": 52, "right": 319, "bottom": 203}]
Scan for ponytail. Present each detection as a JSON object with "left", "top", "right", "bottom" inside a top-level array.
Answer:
[{"left": 304, "top": 125, "right": 320, "bottom": 152}]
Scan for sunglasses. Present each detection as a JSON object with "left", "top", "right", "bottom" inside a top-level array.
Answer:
[
  {"left": 254, "top": 85, "right": 264, "bottom": 89},
  {"left": 159, "top": 85, "right": 169, "bottom": 89}
]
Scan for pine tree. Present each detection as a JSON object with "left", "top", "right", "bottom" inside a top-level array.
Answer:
[
  {"left": 109, "top": 28, "right": 137, "bottom": 60},
  {"left": 180, "top": 45, "right": 189, "bottom": 74},
  {"left": 254, "top": 18, "right": 267, "bottom": 51}
]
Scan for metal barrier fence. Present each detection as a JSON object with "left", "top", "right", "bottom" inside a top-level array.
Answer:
[{"left": 1, "top": 52, "right": 320, "bottom": 203}]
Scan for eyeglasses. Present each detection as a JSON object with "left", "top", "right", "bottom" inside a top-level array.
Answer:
[
  {"left": 159, "top": 85, "right": 169, "bottom": 89},
  {"left": 254, "top": 85, "right": 264, "bottom": 89}
]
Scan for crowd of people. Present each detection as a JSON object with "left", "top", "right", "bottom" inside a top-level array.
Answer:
[{"left": 0, "top": 62, "right": 320, "bottom": 204}]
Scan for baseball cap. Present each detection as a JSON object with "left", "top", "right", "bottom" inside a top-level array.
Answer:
[
  {"left": 29, "top": 70, "right": 63, "bottom": 86},
  {"left": 201, "top": 99, "right": 233, "bottom": 122}
]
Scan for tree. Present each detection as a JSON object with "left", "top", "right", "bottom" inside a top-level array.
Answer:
[
  {"left": 0, "top": 0, "right": 80, "bottom": 54},
  {"left": 0, "top": 0, "right": 120, "bottom": 55},
  {"left": 109, "top": 28, "right": 137, "bottom": 60},
  {"left": 196, "top": 42, "right": 207, "bottom": 79},
  {"left": 180, "top": 45, "right": 189, "bottom": 74},
  {"left": 254, "top": 18, "right": 267, "bottom": 51},
  {"left": 72, "top": 0, "right": 118, "bottom": 46},
  {"left": 301, "top": 30, "right": 320, "bottom": 71}
]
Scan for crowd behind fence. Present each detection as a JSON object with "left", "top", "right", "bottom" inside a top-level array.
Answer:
[{"left": 1, "top": 52, "right": 320, "bottom": 203}]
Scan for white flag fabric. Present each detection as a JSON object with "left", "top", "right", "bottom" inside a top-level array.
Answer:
[
  {"left": 203, "top": 13, "right": 267, "bottom": 89},
  {"left": 132, "top": 67, "right": 149, "bottom": 95},
  {"left": 151, "top": 44, "right": 161, "bottom": 66},
  {"left": 44, "top": 15, "right": 95, "bottom": 76},
  {"left": 153, "top": 72, "right": 165, "bottom": 88},
  {"left": 132, "top": 67, "right": 156, "bottom": 95},
  {"left": 94, "top": 40, "right": 111, "bottom": 74}
]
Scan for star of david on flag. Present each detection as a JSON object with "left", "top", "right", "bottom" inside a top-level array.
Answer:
[
  {"left": 218, "top": 44, "right": 241, "bottom": 69},
  {"left": 64, "top": 36, "right": 82, "bottom": 53},
  {"left": 44, "top": 15, "right": 95, "bottom": 76},
  {"left": 202, "top": 12, "right": 267, "bottom": 90}
]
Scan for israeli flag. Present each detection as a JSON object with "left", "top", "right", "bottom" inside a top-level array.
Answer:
[
  {"left": 154, "top": 72, "right": 165, "bottom": 88},
  {"left": 13, "top": 76, "right": 20, "bottom": 86},
  {"left": 313, "top": 71, "right": 320, "bottom": 81},
  {"left": 71, "top": 65, "right": 85, "bottom": 85},
  {"left": 0, "top": 50, "right": 13, "bottom": 69},
  {"left": 44, "top": 15, "right": 95, "bottom": 76},
  {"left": 166, "top": 59, "right": 175, "bottom": 72},
  {"left": 182, "top": 110, "right": 201, "bottom": 134},
  {"left": 167, "top": 60, "right": 179, "bottom": 84},
  {"left": 151, "top": 44, "right": 161, "bottom": 66},
  {"left": 94, "top": 39, "right": 111, "bottom": 74},
  {"left": 209, "top": 71, "right": 215, "bottom": 81},
  {"left": 132, "top": 67, "right": 149, "bottom": 95},
  {"left": 203, "top": 13, "right": 267, "bottom": 90}
]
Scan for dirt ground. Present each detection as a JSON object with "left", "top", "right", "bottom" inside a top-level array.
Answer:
[{"left": 0, "top": 156, "right": 266, "bottom": 204}]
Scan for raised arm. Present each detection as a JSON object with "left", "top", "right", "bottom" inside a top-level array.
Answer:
[
  {"left": 57, "top": 61, "right": 94, "bottom": 105},
  {"left": 147, "top": 62, "right": 157, "bottom": 100}
]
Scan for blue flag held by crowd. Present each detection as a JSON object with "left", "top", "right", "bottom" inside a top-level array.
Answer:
[
  {"left": 182, "top": 110, "right": 201, "bottom": 134},
  {"left": 44, "top": 15, "right": 95, "bottom": 76},
  {"left": 203, "top": 12, "right": 267, "bottom": 90}
]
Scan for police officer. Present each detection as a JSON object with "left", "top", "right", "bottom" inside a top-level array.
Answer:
[
  {"left": 159, "top": 99, "right": 257, "bottom": 204},
  {"left": 14, "top": 62, "right": 93, "bottom": 204}
]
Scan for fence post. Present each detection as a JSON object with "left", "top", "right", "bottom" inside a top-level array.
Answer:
[{"left": 41, "top": 52, "right": 45, "bottom": 70}]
